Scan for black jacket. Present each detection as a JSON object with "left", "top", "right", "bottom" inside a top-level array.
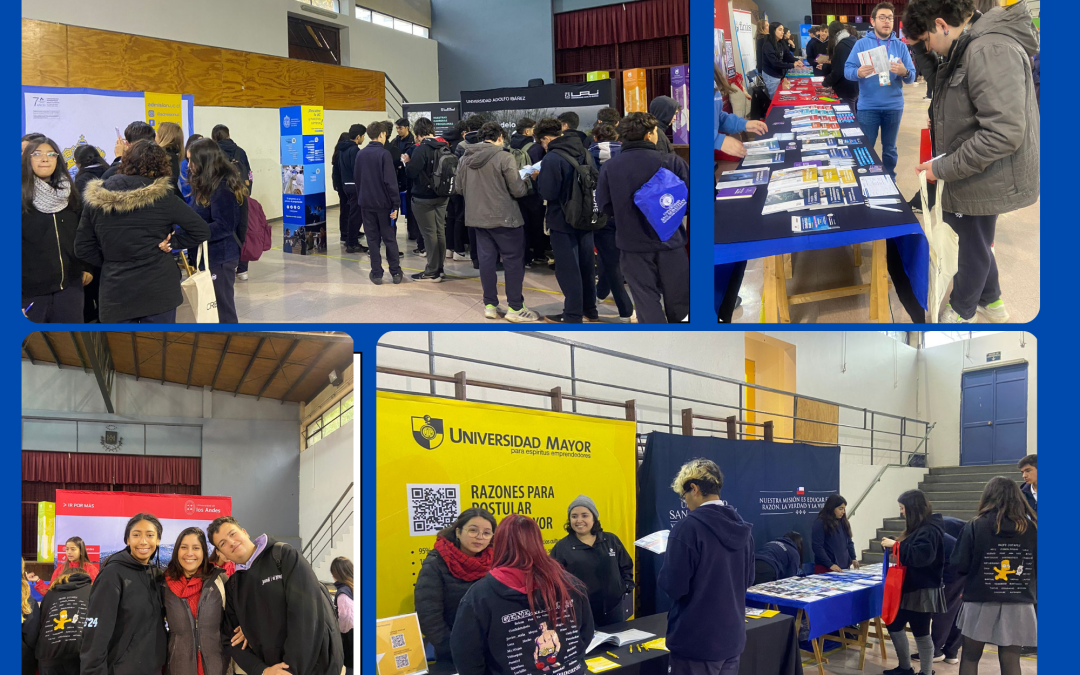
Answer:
[
  {"left": 76, "top": 175, "right": 210, "bottom": 322},
  {"left": 822, "top": 36, "right": 860, "bottom": 101},
  {"left": 406, "top": 138, "right": 451, "bottom": 200},
  {"left": 339, "top": 142, "right": 360, "bottom": 193},
  {"left": 394, "top": 132, "right": 415, "bottom": 191},
  {"left": 595, "top": 140, "right": 689, "bottom": 252},
  {"left": 100, "top": 157, "right": 122, "bottom": 182},
  {"left": 331, "top": 139, "right": 353, "bottom": 193},
  {"left": 161, "top": 568, "right": 229, "bottom": 675},
  {"left": 1021, "top": 483, "right": 1037, "bottom": 512},
  {"left": 649, "top": 96, "right": 679, "bottom": 156},
  {"left": 551, "top": 532, "right": 634, "bottom": 626},
  {"left": 23, "top": 595, "right": 41, "bottom": 675},
  {"left": 37, "top": 572, "right": 92, "bottom": 666},
  {"left": 806, "top": 36, "right": 828, "bottom": 73},
  {"left": 74, "top": 163, "right": 109, "bottom": 194},
  {"left": 221, "top": 538, "right": 344, "bottom": 675},
  {"left": 536, "top": 133, "right": 590, "bottom": 234},
  {"left": 353, "top": 142, "right": 400, "bottom": 212},
  {"left": 413, "top": 546, "right": 481, "bottom": 663},
  {"left": 191, "top": 181, "right": 243, "bottom": 264},
  {"left": 511, "top": 134, "right": 544, "bottom": 208},
  {"left": 80, "top": 549, "right": 167, "bottom": 675},
  {"left": 761, "top": 39, "right": 796, "bottom": 79},
  {"left": 898, "top": 513, "right": 945, "bottom": 592},
  {"left": 217, "top": 138, "right": 252, "bottom": 188},
  {"left": 165, "top": 148, "right": 181, "bottom": 195},
  {"left": 450, "top": 573, "right": 594, "bottom": 675},
  {"left": 951, "top": 510, "right": 1037, "bottom": 604},
  {"left": 755, "top": 536, "right": 802, "bottom": 580},
  {"left": 23, "top": 201, "right": 85, "bottom": 299}
]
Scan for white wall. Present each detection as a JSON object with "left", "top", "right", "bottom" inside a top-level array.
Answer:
[
  {"left": 300, "top": 420, "right": 354, "bottom": 580},
  {"left": 842, "top": 465, "right": 928, "bottom": 557},
  {"left": 919, "top": 332, "right": 1037, "bottom": 467}
]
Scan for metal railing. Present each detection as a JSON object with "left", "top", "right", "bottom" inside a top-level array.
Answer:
[
  {"left": 302, "top": 481, "right": 353, "bottom": 566},
  {"left": 377, "top": 333, "right": 932, "bottom": 466},
  {"left": 385, "top": 74, "right": 408, "bottom": 119}
]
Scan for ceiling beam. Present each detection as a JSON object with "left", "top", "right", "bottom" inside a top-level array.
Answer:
[
  {"left": 233, "top": 337, "right": 266, "bottom": 397},
  {"left": 161, "top": 333, "right": 167, "bottom": 385},
  {"left": 70, "top": 332, "right": 88, "bottom": 373},
  {"left": 280, "top": 342, "right": 331, "bottom": 403},
  {"left": 22, "top": 340, "right": 34, "bottom": 365},
  {"left": 308, "top": 356, "right": 356, "bottom": 405},
  {"left": 185, "top": 333, "right": 199, "bottom": 389},
  {"left": 257, "top": 339, "right": 301, "bottom": 400},
  {"left": 80, "top": 332, "right": 115, "bottom": 414},
  {"left": 40, "top": 333, "right": 61, "bottom": 368},
  {"left": 132, "top": 333, "right": 140, "bottom": 381},
  {"left": 210, "top": 336, "right": 232, "bottom": 391},
  {"left": 216, "top": 331, "right": 351, "bottom": 343}
]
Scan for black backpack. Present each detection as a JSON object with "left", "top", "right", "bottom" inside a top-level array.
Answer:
[
  {"left": 426, "top": 145, "right": 458, "bottom": 197},
  {"left": 551, "top": 150, "right": 608, "bottom": 231}
]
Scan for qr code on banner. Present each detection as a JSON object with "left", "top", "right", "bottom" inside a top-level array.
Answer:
[
  {"left": 390, "top": 632, "right": 406, "bottom": 649},
  {"left": 395, "top": 653, "right": 410, "bottom": 669},
  {"left": 407, "top": 483, "right": 460, "bottom": 536}
]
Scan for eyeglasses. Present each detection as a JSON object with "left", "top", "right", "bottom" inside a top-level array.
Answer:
[
  {"left": 463, "top": 527, "right": 494, "bottom": 539},
  {"left": 31, "top": 151, "right": 59, "bottom": 159}
]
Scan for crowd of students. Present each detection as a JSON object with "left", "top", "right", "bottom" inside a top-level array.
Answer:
[
  {"left": 21, "top": 121, "right": 258, "bottom": 324},
  {"left": 329, "top": 103, "right": 690, "bottom": 323},
  {"left": 21, "top": 514, "right": 354, "bottom": 675},
  {"left": 716, "top": 0, "right": 1040, "bottom": 325},
  {"left": 409, "top": 452, "right": 1036, "bottom": 675}
]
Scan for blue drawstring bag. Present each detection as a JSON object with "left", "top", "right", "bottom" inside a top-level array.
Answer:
[{"left": 633, "top": 167, "right": 687, "bottom": 241}]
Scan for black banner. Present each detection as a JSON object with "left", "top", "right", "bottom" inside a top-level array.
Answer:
[
  {"left": 636, "top": 432, "right": 840, "bottom": 615},
  {"left": 461, "top": 80, "right": 616, "bottom": 112},
  {"left": 402, "top": 101, "right": 461, "bottom": 136}
]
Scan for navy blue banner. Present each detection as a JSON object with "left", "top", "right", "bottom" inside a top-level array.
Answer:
[{"left": 636, "top": 432, "right": 840, "bottom": 615}]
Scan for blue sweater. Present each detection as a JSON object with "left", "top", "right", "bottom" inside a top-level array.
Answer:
[
  {"left": 657, "top": 502, "right": 754, "bottom": 662},
  {"left": 191, "top": 181, "right": 242, "bottom": 264},
  {"left": 755, "top": 537, "right": 802, "bottom": 580},
  {"left": 812, "top": 518, "right": 857, "bottom": 569},
  {"left": 843, "top": 33, "right": 916, "bottom": 110},
  {"left": 715, "top": 93, "right": 747, "bottom": 150}
]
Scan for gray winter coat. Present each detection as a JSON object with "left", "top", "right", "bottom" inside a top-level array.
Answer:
[
  {"left": 454, "top": 141, "right": 529, "bottom": 229},
  {"left": 161, "top": 568, "right": 230, "bottom": 675},
  {"left": 931, "top": 1, "right": 1040, "bottom": 216}
]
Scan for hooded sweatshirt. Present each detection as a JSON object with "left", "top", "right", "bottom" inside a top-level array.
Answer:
[
  {"left": 455, "top": 141, "right": 530, "bottom": 229},
  {"left": 405, "top": 137, "right": 451, "bottom": 200},
  {"left": 216, "top": 138, "right": 253, "bottom": 188},
  {"left": 951, "top": 510, "right": 1036, "bottom": 604},
  {"left": 550, "top": 531, "right": 635, "bottom": 625},
  {"left": 648, "top": 96, "right": 679, "bottom": 156},
  {"left": 755, "top": 536, "right": 802, "bottom": 580},
  {"left": 897, "top": 513, "right": 945, "bottom": 592},
  {"left": 36, "top": 572, "right": 92, "bottom": 666},
  {"left": 536, "top": 133, "right": 590, "bottom": 234},
  {"left": 450, "top": 571, "right": 594, "bottom": 675},
  {"left": 658, "top": 502, "right": 755, "bottom": 662},
  {"left": 79, "top": 548, "right": 167, "bottom": 675},
  {"left": 843, "top": 29, "right": 916, "bottom": 110},
  {"left": 595, "top": 140, "right": 689, "bottom": 252},
  {"left": 353, "top": 141, "right": 400, "bottom": 212}
]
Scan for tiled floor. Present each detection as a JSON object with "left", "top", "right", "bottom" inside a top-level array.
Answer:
[
  {"left": 724, "top": 79, "right": 1040, "bottom": 324},
  {"left": 810, "top": 633, "right": 1037, "bottom": 674}
]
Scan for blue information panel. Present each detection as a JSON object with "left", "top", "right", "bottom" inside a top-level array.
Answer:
[
  {"left": 279, "top": 106, "right": 303, "bottom": 136},
  {"left": 302, "top": 162, "right": 324, "bottom": 194},
  {"left": 282, "top": 194, "right": 305, "bottom": 227},
  {"left": 281, "top": 136, "right": 303, "bottom": 164},
  {"left": 303, "top": 135, "right": 324, "bottom": 163},
  {"left": 280, "top": 105, "right": 325, "bottom": 254}
]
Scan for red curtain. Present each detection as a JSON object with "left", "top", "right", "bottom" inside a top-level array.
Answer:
[
  {"left": 22, "top": 504, "right": 37, "bottom": 560},
  {"left": 555, "top": 0, "right": 690, "bottom": 49},
  {"left": 23, "top": 451, "right": 200, "bottom": 486}
]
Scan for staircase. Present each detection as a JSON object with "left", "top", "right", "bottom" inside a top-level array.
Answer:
[{"left": 860, "top": 465, "right": 1023, "bottom": 564}]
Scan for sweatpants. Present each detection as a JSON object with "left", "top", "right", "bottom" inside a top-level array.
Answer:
[
  {"left": 363, "top": 208, "right": 401, "bottom": 277},
  {"left": 945, "top": 212, "right": 1001, "bottom": 320},
  {"left": 447, "top": 194, "right": 467, "bottom": 254},
  {"left": 754, "top": 559, "right": 778, "bottom": 584},
  {"left": 412, "top": 196, "right": 448, "bottom": 276},
  {"left": 404, "top": 189, "right": 423, "bottom": 250},
  {"left": 669, "top": 653, "right": 741, "bottom": 675},
  {"left": 344, "top": 186, "right": 364, "bottom": 248},
  {"left": 23, "top": 283, "right": 84, "bottom": 323},
  {"left": 336, "top": 189, "right": 350, "bottom": 241},
  {"left": 931, "top": 576, "right": 965, "bottom": 658},
  {"left": 211, "top": 259, "right": 238, "bottom": 323},
  {"left": 593, "top": 223, "right": 633, "bottom": 318},
  {"left": 475, "top": 227, "right": 526, "bottom": 310},
  {"left": 550, "top": 228, "right": 597, "bottom": 323},
  {"left": 716, "top": 261, "right": 747, "bottom": 323},
  {"left": 621, "top": 248, "right": 690, "bottom": 323}
]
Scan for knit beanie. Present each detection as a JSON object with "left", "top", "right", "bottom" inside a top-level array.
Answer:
[{"left": 568, "top": 495, "right": 599, "bottom": 521}]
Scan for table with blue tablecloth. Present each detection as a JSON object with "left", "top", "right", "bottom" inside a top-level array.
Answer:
[{"left": 714, "top": 101, "right": 929, "bottom": 323}]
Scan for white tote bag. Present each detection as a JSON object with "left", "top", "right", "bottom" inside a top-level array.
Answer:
[
  {"left": 180, "top": 241, "right": 220, "bottom": 323},
  {"left": 918, "top": 172, "right": 959, "bottom": 323}
]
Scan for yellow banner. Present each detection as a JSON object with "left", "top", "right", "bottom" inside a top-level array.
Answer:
[
  {"left": 376, "top": 392, "right": 637, "bottom": 618},
  {"left": 623, "top": 68, "right": 648, "bottom": 113},
  {"left": 144, "top": 92, "right": 182, "bottom": 131},
  {"left": 376, "top": 613, "right": 428, "bottom": 675},
  {"left": 37, "top": 501, "right": 55, "bottom": 563},
  {"left": 302, "top": 105, "right": 325, "bottom": 135}
]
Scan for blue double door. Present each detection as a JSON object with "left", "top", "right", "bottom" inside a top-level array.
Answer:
[{"left": 960, "top": 363, "right": 1028, "bottom": 466}]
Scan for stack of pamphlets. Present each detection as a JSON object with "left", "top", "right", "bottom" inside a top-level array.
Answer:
[
  {"left": 716, "top": 186, "right": 757, "bottom": 200},
  {"left": 716, "top": 168, "right": 770, "bottom": 189},
  {"left": 792, "top": 213, "right": 839, "bottom": 233},
  {"left": 802, "top": 147, "right": 855, "bottom": 167},
  {"left": 742, "top": 152, "right": 786, "bottom": 167},
  {"left": 744, "top": 139, "right": 781, "bottom": 154}
]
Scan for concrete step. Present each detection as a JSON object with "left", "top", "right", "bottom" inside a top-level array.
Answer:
[
  {"left": 931, "top": 499, "right": 981, "bottom": 511},
  {"left": 920, "top": 472, "right": 1019, "bottom": 485},
  {"left": 882, "top": 517, "right": 906, "bottom": 530},
  {"left": 929, "top": 465, "right": 1021, "bottom": 476},
  {"left": 861, "top": 550, "right": 884, "bottom": 564},
  {"left": 876, "top": 528, "right": 903, "bottom": 540}
]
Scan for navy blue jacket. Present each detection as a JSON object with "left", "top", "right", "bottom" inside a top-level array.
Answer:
[
  {"left": 353, "top": 142, "right": 400, "bottom": 212},
  {"left": 658, "top": 502, "right": 754, "bottom": 662},
  {"left": 595, "top": 140, "right": 689, "bottom": 252},
  {"left": 898, "top": 513, "right": 945, "bottom": 591},
  {"left": 761, "top": 39, "right": 795, "bottom": 79},
  {"left": 339, "top": 142, "right": 360, "bottom": 191},
  {"left": 755, "top": 536, "right": 802, "bottom": 580},
  {"left": 1022, "top": 483, "right": 1037, "bottom": 513},
  {"left": 537, "top": 133, "right": 590, "bottom": 234},
  {"left": 812, "top": 518, "right": 857, "bottom": 570},
  {"left": 942, "top": 531, "right": 960, "bottom": 585},
  {"left": 191, "top": 181, "right": 242, "bottom": 265}
]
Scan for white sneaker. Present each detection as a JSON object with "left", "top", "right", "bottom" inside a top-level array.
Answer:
[
  {"left": 484, "top": 304, "right": 507, "bottom": 320},
  {"left": 453, "top": 252, "right": 469, "bottom": 261},
  {"left": 505, "top": 306, "right": 540, "bottom": 322},
  {"left": 943, "top": 656, "right": 959, "bottom": 664},
  {"left": 445, "top": 249, "right": 454, "bottom": 259},
  {"left": 976, "top": 300, "right": 1010, "bottom": 323},
  {"left": 939, "top": 304, "right": 977, "bottom": 323},
  {"left": 618, "top": 314, "right": 633, "bottom": 323},
  {"left": 237, "top": 272, "right": 249, "bottom": 281}
]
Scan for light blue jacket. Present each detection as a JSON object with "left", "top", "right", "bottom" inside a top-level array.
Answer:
[
  {"left": 843, "top": 33, "right": 916, "bottom": 110},
  {"left": 715, "top": 92, "right": 747, "bottom": 150}
]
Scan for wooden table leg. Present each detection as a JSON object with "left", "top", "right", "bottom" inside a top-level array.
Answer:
[
  {"left": 853, "top": 243, "right": 862, "bottom": 267},
  {"left": 874, "top": 616, "right": 888, "bottom": 661},
  {"left": 858, "top": 620, "right": 871, "bottom": 670},
  {"left": 812, "top": 637, "right": 826, "bottom": 675},
  {"left": 773, "top": 254, "right": 791, "bottom": 323},
  {"left": 784, "top": 252, "right": 793, "bottom": 279},
  {"left": 762, "top": 257, "right": 778, "bottom": 323},
  {"left": 869, "top": 240, "right": 889, "bottom": 322}
]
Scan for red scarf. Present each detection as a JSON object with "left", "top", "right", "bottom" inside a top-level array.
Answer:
[
  {"left": 434, "top": 535, "right": 492, "bottom": 582},
  {"left": 166, "top": 574, "right": 206, "bottom": 675},
  {"left": 490, "top": 566, "right": 529, "bottom": 593}
]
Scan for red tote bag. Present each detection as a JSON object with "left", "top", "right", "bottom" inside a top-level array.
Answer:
[
  {"left": 920, "top": 128, "right": 936, "bottom": 184},
  {"left": 881, "top": 543, "right": 906, "bottom": 624}
]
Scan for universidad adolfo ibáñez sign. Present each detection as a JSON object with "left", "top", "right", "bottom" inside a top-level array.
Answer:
[{"left": 460, "top": 79, "right": 617, "bottom": 135}]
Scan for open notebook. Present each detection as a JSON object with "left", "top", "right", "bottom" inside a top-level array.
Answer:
[{"left": 587, "top": 628, "right": 656, "bottom": 652}]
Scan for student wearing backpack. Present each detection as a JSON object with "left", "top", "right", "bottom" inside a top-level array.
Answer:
[
  {"left": 405, "top": 117, "right": 451, "bottom": 282},
  {"left": 511, "top": 118, "right": 549, "bottom": 267},
  {"left": 354, "top": 122, "right": 403, "bottom": 285},
  {"left": 536, "top": 119, "right": 600, "bottom": 324},
  {"left": 208, "top": 516, "right": 344, "bottom": 675},
  {"left": 442, "top": 122, "right": 470, "bottom": 262},
  {"left": 596, "top": 113, "right": 690, "bottom": 323}
]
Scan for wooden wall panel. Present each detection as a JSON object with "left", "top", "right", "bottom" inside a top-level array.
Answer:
[
  {"left": 23, "top": 20, "right": 68, "bottom": 87},
  {"left": 794, "top": 398, "right": 840, "bottom": 446},
  {"left": 23, "top": 19, "right": 384, "bottom": 111}
]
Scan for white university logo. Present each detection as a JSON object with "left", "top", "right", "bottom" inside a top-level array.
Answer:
[
  {"left": 283, "top": 115, "right": 293, "bottom": 128},
  {"left": 660, "top": 193, "right": 674, "bottom": 208}
]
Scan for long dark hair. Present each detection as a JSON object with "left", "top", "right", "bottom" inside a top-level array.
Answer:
[
  {"left": 73, "top": 145, "right": 107, "bottom": 171},
  {"left": 977, "top": 476, "right": 1036, "bottom": 534},
  {"left": 818, "top": 494, "right": 852, "bottom": 538},
  {"left": 60, "top": 536, "right": 91, "bottom": 575},
  {"left": 767, "top": 21, "right": 784, "bottom": 51},
  {"left": 897, "top": 489, "right": 933, "bottom": 541},
  {"left": 331, "top": 557, "right": 354, "bottom": 591},
  {"left": 332, "top": 132, "right": 351, "bottom": 162},
  {"left": 783, "top": 530, "right": 805, "bottom": 564},
  {"left": 491, "top": 514, "right": 585, "bottom": 627},
  {"left": 22, "top": 137, "right": 80, "bottom": 214},
  {"left": 827, "top": 20, "right": 847, "bottom": 58},
  {"left": 188, "top": 138, "right": 246, "bottom": 207},
  {"left": 436, "top": 508, "right": 497, "bottom": 547},
  {"left": 165, "top": 527, "right": 215, "bottom": 581},
  {"left": 184, "top": 134, "right": 204, "bottom": 157},
  {"left": 123, "top": 512, "right": 163, "bottom": 565}
]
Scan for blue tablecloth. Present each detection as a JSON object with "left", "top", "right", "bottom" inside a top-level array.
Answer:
[{"left": 746, "top": 575, "right": 886, "bottom": 641}]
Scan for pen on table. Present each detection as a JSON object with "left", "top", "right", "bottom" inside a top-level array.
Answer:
[
  {"left": 606, "top": 651, "right": 619, "bottom": 659},
  {"left": 868, "top": 204, "right": 903, "bottom": 213}
]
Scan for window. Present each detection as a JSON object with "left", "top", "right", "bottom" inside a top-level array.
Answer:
[
  {"left": 394, "top": 18, "right": 414, "bottom": 34},
  {"left": 413, "top": 25, "right": 429, "bottom": 38},
  {"left": 288, "top": 16, "right": 341, "bottom": 65},
  {"left": 305, "top": 393, "right": 354, "bottom": 449},
  {"left": 299, "top": 0, "right": 340, "bottom": 11},
  {"left": 357, "top": 5, "right": 431, "bottom": 39},
  {"left": 372, "top": 11, "right": 395, "bottom": 29},
  {"left": 356, "top": 7, "right": 371, "bottom": 21}
]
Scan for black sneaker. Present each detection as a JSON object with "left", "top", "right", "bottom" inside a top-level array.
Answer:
[
  {"left": 411, "top": 272, "right": 443, "bottom": 283},
  {"left": 544, "top": 314, "right": 581, "bottom": 324},
  {"left": 392, "top": 272, "right": 404, "bottom": 284},
  {"left": 882, "top": 667, "right": 915, "bottom": 675},
  {"left": 472, "top": 261, "right": 480, "bottom": 270},
  {"left": 369, "top": 272, "right": 384, "bottom": 285},
  {"left": 414, "top": 247, "right": 426, "bottom": 255},
  {"left": 1020, "top": 647, "right": 1036, "bottom": 656}
]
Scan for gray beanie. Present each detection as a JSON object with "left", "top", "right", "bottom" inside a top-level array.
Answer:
[{"left": 568, "top": 495, "right": 599, "bottom": 521}]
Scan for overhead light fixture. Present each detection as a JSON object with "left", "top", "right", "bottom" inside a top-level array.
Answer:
[{"left": 299, "top": 3, "right": 339, "bottom": 20}]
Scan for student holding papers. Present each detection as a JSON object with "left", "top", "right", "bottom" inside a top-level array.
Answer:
[
  {"left": 843, "top": 3, "right": 916, "bottom": 179},
  {"left": 657, "top": 459, "right": 754, "bottom": 675},
  {"left": 714, "top": 64, "right": 768, "bottom": 159}
]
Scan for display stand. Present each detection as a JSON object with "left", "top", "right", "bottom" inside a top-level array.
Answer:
[{"left": 279, "top": 105, "right": 326, "bottom": 255}]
